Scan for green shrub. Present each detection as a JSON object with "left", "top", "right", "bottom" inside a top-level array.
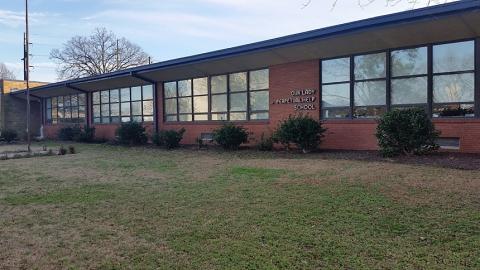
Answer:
[
  {"left": 257, "top": 133, "right": 274, "bottom": 151},
  {"left": 58, "top": 126, "right": 81, "bottom": 141},
  {"left": 68, "top": 145, "right": 76, "bottom": 154},
  {"left": 152, "top": 128, "right": 186, "bottom": 149},
  {"left": 376, "top": 108, "right": 440, "bottom": 157},
  {"left": 213, "top": 122, "right": 249, "bottom": 150},
  {"left": 115, "top": 122, "right": 148, "bottom": 145},
  {"left": 274, "top": 114, "right": 326, "bottom": 153},
  {"left": 74, "top": 127, "right": 96, "bottom": 143},
  {"left": 1, "top": 130, "right": 18, "bottom": 143}
]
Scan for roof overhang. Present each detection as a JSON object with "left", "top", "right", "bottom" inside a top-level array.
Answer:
[{"left": 14, "top": 0, "right": 480, "bottom": 98}]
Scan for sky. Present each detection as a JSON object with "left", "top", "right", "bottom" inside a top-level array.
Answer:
[{"left": 0, "top": 0, "right": 456, "bottom": 82}]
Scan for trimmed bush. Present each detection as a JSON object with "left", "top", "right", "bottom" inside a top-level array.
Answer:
[
  {"left": 152, "top": 128, "right": 186, "bottom": 149},
  {"left": 58, "top": 126, "right": 82, "bottom": 141},
  {"left": 115, "top": 122, "right": 148, "bottom": 145},
  {"left": 1, "top": 130, "right": 18, "bottom": 143},
  {"left": 74, "top": 127, "right": 96, "bottom": 143},
  {"left": 274, "top": 114, "right": 326, "bottom": 153},
  {"left": 213, "top": 122, "right": 249, "bottom": 150},
  {"left": 376, "top": 108, "right": 440, "bottom": 157},
  {"left": 257, "top": 133, "right": 274, "bottom": 151}
]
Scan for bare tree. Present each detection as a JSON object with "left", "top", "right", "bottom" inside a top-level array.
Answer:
[
  {"left": 50, "top": 27, "right": 151, "bottom": 80},
  {"left": 0, "top": 63, "right": 16, "bottom": 80}
]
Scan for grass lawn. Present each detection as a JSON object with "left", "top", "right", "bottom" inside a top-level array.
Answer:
[{"left": 0, "top": 143, "right": 479, "bottom": 269}]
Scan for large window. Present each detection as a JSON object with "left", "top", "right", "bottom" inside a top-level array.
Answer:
[
  {"left": 93, "top": 85, "right": 154, "bottom": 124},
  {"left": 354, "top": 52, "right": 387, "bottom": 118},
  {"left": 321, "top": 58, "right": 351, "bottom": 118},
  {"left": 46, "top": 94, "right": 86, "bottom": 124},
  {"left": 164, "top": 69, "right": 269, "bottom": 122},
  {"left": 321, "top": 40, "right": 476, "bottom": 119},
  {"left": 432, "top": 41, "right": 475, "bottom": 117}
]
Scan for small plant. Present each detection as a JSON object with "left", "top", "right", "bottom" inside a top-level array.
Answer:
[
  {"left": 257, "top": 133, "right": 274, "bottom": 151},
  {"left": 213, "top": 122, "right": 249, "bottom": 150},
  {"left": 152, "top": 128, "right": 186, "bottom": 149},
  {"left": 115, "top": 122, "right": 148, "bottom": 145},
  {"left": 1, "top": 130, "right": 18, "bottom": 143},
  {"left": 58, "top": 126, "right": 82, "bottom": 141},
  {"left": 68, "top": 145, "right": 76, "bottom": 154},
  {"left": 376, "top": 108, "right": 440, "bottom": 157},
  {"left": 74, "top": 127, "right": 96, "bottom": 143},
  {"left": 274, "top": 114, "right": 326, "bottom": 153},
  {"left": 58, "top": 146, "right": 67, "bottom": 155}
]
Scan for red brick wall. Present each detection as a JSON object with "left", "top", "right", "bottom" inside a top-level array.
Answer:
[{"left": 43, "top": 59, "right": 480, "bottom": 153}]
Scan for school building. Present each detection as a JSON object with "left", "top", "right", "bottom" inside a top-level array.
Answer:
[{"left": 12, "top": 0, "right": 480, "bottom": 152}]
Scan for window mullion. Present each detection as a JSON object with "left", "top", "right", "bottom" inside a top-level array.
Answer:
[
  {"left": 350, "top": 56, "right": 355, "bottom": 119},
  {"left": 386, "top": 49, "right": 392, "bottom": 112},
  {"left": 427, "top": 45, "right": 434, "bottom": 118}
]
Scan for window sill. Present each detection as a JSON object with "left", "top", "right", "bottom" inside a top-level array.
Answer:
[{"left": 163, "top": 120, "right": 270, "bottom": 125}]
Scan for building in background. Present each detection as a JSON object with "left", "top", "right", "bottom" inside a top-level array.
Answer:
[
  {"left": 12, "top": 0, "right": 480, "bottom": 152},
  {"left": 0, "top": 79, "right": 48, "bottom": 137}
]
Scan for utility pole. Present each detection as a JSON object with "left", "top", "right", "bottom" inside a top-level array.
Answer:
[{"left": 24, "top": 0, "right": 31, "bottom": 152}]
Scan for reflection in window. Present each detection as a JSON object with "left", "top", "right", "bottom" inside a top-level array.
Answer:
[
  {"left": 46, "top": 94, "right": 86, "bottom": 124},
  {"left": 164, "top": 69, "right": 269, "bottom": 122},
  {"left": 433, "top": 41, "right": 475, "bottom": 118},
  {"left": 354, "top": 53, "right": 386, "bottom": 118},
  {"left": 354, "top": 52, "right": 386, "bottom": 80},
  {"left": 322, "top": 57, "right": 351, "bottom": 118},
  {"left": 93, "top": 85, "right": 154, "bottom": 124}
]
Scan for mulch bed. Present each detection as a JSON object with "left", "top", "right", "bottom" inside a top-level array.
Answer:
[{"left": 310, "top": 150, "right": 480, "bottom": 170}]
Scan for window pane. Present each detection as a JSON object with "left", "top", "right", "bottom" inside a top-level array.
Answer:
[
  {"left": 250, "top": 69, "right": 269, "bottom": 90},
  {"left": 46, "top": 98, "right": 52, "bottom": 109},
  {"left": 178, "top": 97, "right": 192, "bottom": 113},
  {"left": 143, "top": 116, "right": 154, "bottom": 122},
  {"left": 211, "top": 75, "right": 227, "bottom": 94},
  {"left": 230, "top": 72, "right": 247, "bottom": 92},
  {"left": 131, "top": 101, "right": 142, "bottom": 115},
  {"left": 46, "top": 109, "right": 52, "bottom": 120},
  {"left": 64, "top": 107, "right": 71, "bottom": 119},
  {"left": 230, "top": 92, "right": 247, "bottom": 111},
  {"left": 322, "top": 83, "right": 350, "bottom": 108},
  {"left": 433, "top": 104, "right": 474, "bottom": 118},
  {"left": 354, "top": 81, "right": 386, "bottom": 106},
  {"left": 391, "top": 47, "right": 427, "bottom": 77},
  {"left": 211, "top": 113, "right": 228, "bottom": 121},
  {"left": 71, "top": 95, "right": 78, "bottom": 106},
  {"left": 354, "top": 52, "right": 386, "bottom": 80},
  {"left": 194, "top": 96, "right": 208, "bottom": 113},
  {"left": 143, "top": 100, "right": 154, "bottom": 115},
  {"left": 78, "top": 94, "right": 86, "bottom": 106},
  {"left": 120, "top": 88, "right": 131, "bottom": 102},
  {"left": 94, "top": 118, "right": 101, "bottom": 124},
  {"left": 64, "top": 96, "right": 71, "bottom": 107},
  {"left": 179, "top": 114, "right": 192, "bottom": 122},
  {"left": 71, "top": 108, "right": 79, "bottom": 118},
  {"left": 194, "top": 114, "right": 208, "bottom": 121},
  {"left": 193, "top": 77, "right": 208, "bottom": 95},
  {"left": 122, "top": 117, "right": 131, "bottom": 123},
  {"left": 212, "top": 94, "right": 227, "bottom": 112},
  {"left": 250, "top": 112, "right": 269, "bottom": 120},
  {"left": 354, "top": 106, "right": 386, "bottom": 118},
  {"left": 121, "top": 102, "right": 131, "bottom": 116},
  {"left": 230, "top": 112, "right": 247, "bottom": 121},
  {"left": 250, "top": 91, "right": 269, "bottom": 111},
  {"left": 322, "top": 108, "right": 350, "bottom": 119},
  {"left": 79, "top": 106, "right": 86, "bottom": 118},
  {"left": 166, "top": 115, "right": 177, "bottom": 122},
  {"left": 322, "top": 58, "right": 350, "bottom": 83},
  {"left": 101, "top": 91, "right": 109, "bottom": 103},
  {"left": 178, "top": 80, "right": 192, "bottom": 97},
  {"left": 57, "top": 96, "right": 64, "bottom": 108},
  {"left": 51, "top": 97, "right": 58, "bottom": 107},
  {"left": 164, "top": 82, "right": 177, "bottom": 98},
  {"left": 111, "top": 117, "right": 120, "bottom": 123},
  {"left": 110, "top": 89, "right": 120, "bottom": 103},
  {"left": 93, "top": 92, "right": 100, "bottom": 104},
  {"left": 132, "top": 116, "right": 142, "bottom": 122},
  {"left": 143, "top": 85, "right": 153, "bottom": 100},
  {"left": 131, "top": 87, "right": 142, "bottom": 101},
  {"left": 391, "top": 77, "right": 428, "bottom": 105},
  {"left": 165, "top": 99, "right": 177, "bottom": 115},
  {"left": 110, "top": 103, "right": 120, "bottom": 116},
  {"left": 93, "top": 105, "right": 100, "bottom": 117},
  {"left": 101, "top": 104, "right": 110, "bottom": 117},
  {"left": 433, "top": 73, "right": 474, "bottom": 103},
  {"left": 433, "top": 41, "right": 474, "bottom": 73}
]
